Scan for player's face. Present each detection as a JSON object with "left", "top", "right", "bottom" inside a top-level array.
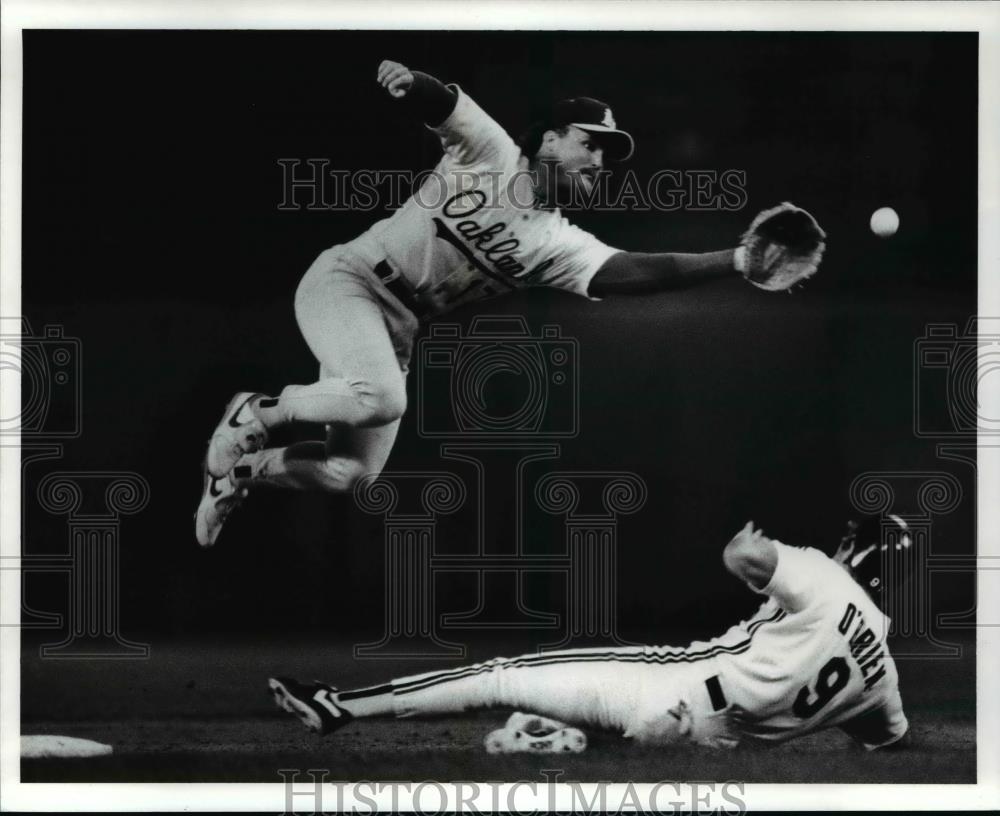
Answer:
[{"left": 534, "top": 126, "right": 604, "bottom": 203}]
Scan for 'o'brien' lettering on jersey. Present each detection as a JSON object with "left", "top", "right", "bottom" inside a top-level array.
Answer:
[
  {"left": 714, "top": 542, "right": 907, "bottom": 749},
  {"left": 838, "top": 602, "right": 888, "bottom": 692}
]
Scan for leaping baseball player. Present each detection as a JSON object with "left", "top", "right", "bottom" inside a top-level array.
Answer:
[
  {"left": 268, "top": 515, "right": 912, "bottom": 753},
  {"left": 195, "top": 60, "right": 826, "bottom": 548}
]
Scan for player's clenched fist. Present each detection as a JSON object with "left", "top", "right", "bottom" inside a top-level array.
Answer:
[{"left": 378, "top": 60, "right": 414, "bottom": 98}]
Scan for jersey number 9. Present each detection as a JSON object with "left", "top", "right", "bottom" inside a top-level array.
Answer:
[{"left": 793, "top": 656, "right": 850, "bottom": 719}]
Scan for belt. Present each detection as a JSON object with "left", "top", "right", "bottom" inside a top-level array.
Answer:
[{"left": 373, "top": 259, "right": 428, "bottom": 319}]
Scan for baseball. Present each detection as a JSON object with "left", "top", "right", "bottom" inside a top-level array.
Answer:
[{"left": 870, "top": 206, "right": 899, "bottom": 238}]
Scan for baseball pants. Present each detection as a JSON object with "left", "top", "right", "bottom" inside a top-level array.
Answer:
[
  {"left": 236, "top": 247, "right": 419, "bottom": 492},
  {"left": 340, "top": 645, "right": 735, "bottom": 746}
]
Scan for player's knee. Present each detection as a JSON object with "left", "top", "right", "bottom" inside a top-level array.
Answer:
[
  {"left": 354, "top": 379, "right": 407, "bottom": 426},
  {"left": 375, "top": 381, "right": 407, "bottom": 423}
]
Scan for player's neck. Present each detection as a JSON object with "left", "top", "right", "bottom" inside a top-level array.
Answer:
[{"left": 521, "top": 155, "right": 558, "bottom": 211}]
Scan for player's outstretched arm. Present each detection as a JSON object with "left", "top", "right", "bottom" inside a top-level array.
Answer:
[
  {"left": 377, "top": 59, "right": 457, "bottom": 127},
  {"left": 722, "top": 521, "right": 778, "bottom": 590},
  {"left": 589, "top": 249, "right": 737, "bottom": 296},
  {"left": 589, "top": 202, "right": 826, "bottom": 297}
]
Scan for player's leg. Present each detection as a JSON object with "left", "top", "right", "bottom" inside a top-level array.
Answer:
[
  {"left": 196, "top": 256, "right": 416, "bottom": 546},
  {"left": 205, "top": 253, "right": 413, "bottom": 480},
  {"left": 197, "top": 407, "right": 402, "bottom": 548},
  {"left": 374, "top": 650, "right": 643, "bottom": 732},
  {"left": 233, "top": 418, "right": 401, "bottom": 492},
  {"left": 268, "top": 259, "right": 411, "bottom": 427},
  {"left": 269, "top": 647, "right": 647, "bottom": 736}
]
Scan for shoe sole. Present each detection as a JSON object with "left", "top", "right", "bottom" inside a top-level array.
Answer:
[
  {"left": 268, "top": 678, "right": 324, "bottom": 733},
  {"left": 194, "top": 459, "right": 245, "bottom": 548},
  {"left": 194, "top": 462, "right": 218, "bottom": 548},
  {"left": 206, "top": 392, "right": 259, "bottom": 479},
  {"left": 484, "top": 726, "right": 587, "bottom": 754}
]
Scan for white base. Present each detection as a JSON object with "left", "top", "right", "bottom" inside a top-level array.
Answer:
[{"left": 21, "top": 735, "right": 113, "bottom": 759}]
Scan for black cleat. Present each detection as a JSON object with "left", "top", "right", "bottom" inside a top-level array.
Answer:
[{"left": 268, "top": 676, "right": 353, "bottom": 735}]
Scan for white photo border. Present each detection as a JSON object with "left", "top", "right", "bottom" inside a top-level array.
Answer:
[{"left": 2, "top": 0, "right": 997, "bottom": 811}]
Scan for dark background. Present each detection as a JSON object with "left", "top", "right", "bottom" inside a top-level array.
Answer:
[{"left": 19, "top": 31, "right": 977, "bottom": 647}]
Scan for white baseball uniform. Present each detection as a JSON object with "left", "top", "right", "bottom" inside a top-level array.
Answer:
[
  {"left": 382, "top": 542, "right": 908, "bottom": 750},
  {"left": 243, "top": 87, "right": 623, "bottom": 489},
  {"left": 339, "top": 84, "right": 621, "bottom": 320}
]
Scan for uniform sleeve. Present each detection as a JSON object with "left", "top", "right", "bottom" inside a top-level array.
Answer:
[
  {"left": 532, "top": 220, "right": 621, "bottom": 300},
  {"left": 750, "top": 542, "right": 838, "bottom": 614},
  {"left": 430, "top": 86, "right": 519, "bottom": 168},
  {"left": 839, "top": 688, "right": 909, "bottom": 750}
]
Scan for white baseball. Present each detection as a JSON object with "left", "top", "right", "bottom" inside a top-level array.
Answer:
[{"left": 870, "top": 207, "right": 899, "bottom": 238}]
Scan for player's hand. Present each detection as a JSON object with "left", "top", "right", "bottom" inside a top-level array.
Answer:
[
  {"left": 378, "top": 60, "right": 415, "bottom": 99},
  {"left": 738, "top": 202, "right": 826, "bottom": 292},
  {"left": 729, "top": 521, "right": 755, "bottom": 545}
]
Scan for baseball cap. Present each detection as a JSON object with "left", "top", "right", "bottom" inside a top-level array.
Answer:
[{"left": 552, "top": 97, "right": 634, "bottom": 161}]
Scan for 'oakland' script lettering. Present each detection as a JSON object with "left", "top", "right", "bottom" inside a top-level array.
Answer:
[{"left": 439, "top": 191, "right": 553, "bottom": 282}]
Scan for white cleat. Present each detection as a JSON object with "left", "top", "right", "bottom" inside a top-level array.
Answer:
[
  {"left": 194, "top": 466, "right": 247, "bottom": 548},
  {"left": 484, "top": 711, "right": 587, "bottom": 754},
  {"left": 205, "top": 392, "right": 268, "bottom": 479}
]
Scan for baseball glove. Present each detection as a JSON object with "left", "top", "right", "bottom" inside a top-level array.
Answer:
[{"left": 736, "top": 202, "right": 826, "bottom": 292}]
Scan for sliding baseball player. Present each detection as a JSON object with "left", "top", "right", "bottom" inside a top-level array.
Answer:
[{"left": 270, "top": 515, "right": 911, "bottom": 753}]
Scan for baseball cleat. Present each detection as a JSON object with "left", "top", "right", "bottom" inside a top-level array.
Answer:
[
  {"left": 484, "top": 711, "right": 587, "bottom": 754},
  {"left": 205, "top": 392, "right": 268, "bottom": 479},
  {"left": 268, "top": 677, "right": 353, "bottom": 736},
  {"left": 194, "top": 466, "right": 247, "bottom": 548}
]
